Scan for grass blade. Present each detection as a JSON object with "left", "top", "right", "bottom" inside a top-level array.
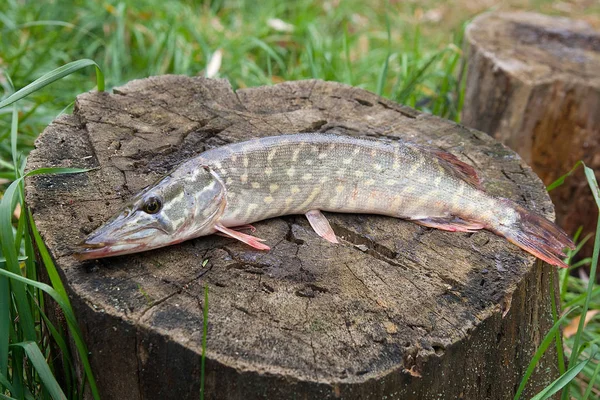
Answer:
[
  {"left": 11, "top": 341, "right": 67, "bottom": 400},
  {"left": 248, "top": 37, "right": 285, "bottom": 73},
  {"left": 0, "top": 267, "right": 99, "bottom": 400},
  {"left": 9, "top": 20, "right": 98, "bottom": 41},
  {"left": 200, "top": 284, "right": 208, "bottom": 400},
  {"left": 559, "top": 163, "right": 600, "bottom": 400},
  {"left": 305, "top": 40, "right": 317, "bottom": 79},
  {"left": 395, "top": 50, "right": 443, "bottom": 104},
  {"left": 533, "top": 345, "right": 597, "bottom": 400},
  {"left": 583, "top": 359, "right": 600, "bottom": 399},
  {"left": 560, "top": 230, "right": 592, "bottom": 301},
  {"left": 28, "top": 216, "right": 100, "bottom": 400},
  {"left": 376, "top": 56, "right": 390, "bottom": 97},
  {"left": 0, "top": 59, "right": 104, "bottom": 109},
  {"left": 10, "top": 105, "right": 18, "bottom": 173},
  {"left": 342, "top": 22, "right": 352, "bottom": 85},
  {"left": 376, "top": 9, "right": 391, "bottom": 97},
  {"left": 33, "top": 300, "right": 73, "bottom": 372},
  {"left": 0, "top": 167, "right": 90, "bottom": 395},
  {"left": 0, "top": 262, "right": 8, "bottom": 384},
  {"left": 564, "top": 166, "right": 600, "bottom": 394},
  {"left": 514, "top": 307, "right": 579, "bottom": 400},
  {"left": 0, "top": 172, "right": 37, "bottom": 343},
  {"left": 0, "top": 372, "right": 16, "bottom": 396},
  {"left": 0, "top": 166, "right": 97, "bottom": 398},
  {"left": 564, "top": 285, "right": 600, "bottom": 309},
  {"left": 550, "top": 272, "right": 566, "bottom": 375},
  {"left": 32, "top": 292, "right": 76, "bottom": 398},
  {"left": 547, "top": 161, "right": 583, "bottom": 192}
]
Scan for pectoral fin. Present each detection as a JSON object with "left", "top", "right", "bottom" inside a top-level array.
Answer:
[
  {"left": 214, "top": 224, "right": 270, "bottom": 250},
  {"left": 412, "top": 217, "right": 484, "bottom": 233},
  {"left": 305, "top": 210, "right": 339, "bottom": 244}
]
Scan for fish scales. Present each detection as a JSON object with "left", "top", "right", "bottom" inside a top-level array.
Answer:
[
  {"left": 202, "top": 134, "right": 484, "bottom": 225},
  {"left": 76, "top": 133, "right": 575, "bottom": 268}
]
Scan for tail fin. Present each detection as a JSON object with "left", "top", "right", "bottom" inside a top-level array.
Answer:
[{"left": 493, "top": 199, "right": 575, "bottom": 268}]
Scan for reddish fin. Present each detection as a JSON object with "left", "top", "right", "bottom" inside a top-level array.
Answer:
[
  {"left": 431, "top": 149, "right": 483, "bottom": 190},
  {"left": 305, "top": 210, "right": 339, "bottom": 244},
  {"left": 492, "top": 199, "right": 575, "bottom": 268},
  {"left": 214, "top": 224, "right": 270, "bottom": 250},
  {"left": 214, "top": 224, "right": 257, "bottom": 238},
  {"left": 413, "top": 217, "right": 485, "bottom": 233}
]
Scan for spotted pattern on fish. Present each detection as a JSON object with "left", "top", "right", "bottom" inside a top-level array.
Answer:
[{"left": 189, "top": 135, "right": 477, "bottom": 226}]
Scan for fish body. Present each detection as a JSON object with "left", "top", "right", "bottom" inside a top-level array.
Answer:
[{"left": 76, "top": 134, "right": 574, "bottom": 267}]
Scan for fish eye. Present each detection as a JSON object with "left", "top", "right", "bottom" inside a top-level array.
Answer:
[{"left": 142, "top": 196, "right": 162, "bottom": 214}]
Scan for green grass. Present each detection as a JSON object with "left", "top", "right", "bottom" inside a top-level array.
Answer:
[
  {"left": 200, "top": 283, "right": 209, "bottom": 400},
  {"left": 1, "top": 0, "right": 599, "bottom": 399},
  {"left": 0, "top": 61, "right": 103, "bottom": 398},
  {"left": 558, "top": 165, "right": 600, "bottom": 399},
  {"left": 0, "top": 0, "right": 468, "bottom": 176}
]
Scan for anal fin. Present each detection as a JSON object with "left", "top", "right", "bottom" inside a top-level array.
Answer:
[
  {"left": 214, "top": 224, "right": 270, "bottom": 250},
  {"left": 305, "top": 210, "right": 339, "bottom": 244},
  {"left": 413, "top": 217, "right": 485, "bottom": 233}
]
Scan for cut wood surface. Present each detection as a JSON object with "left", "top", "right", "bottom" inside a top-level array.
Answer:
[
  {"left": 27, "top": 76, "right": 560, "bottom": 399},
  {"left": 462, "top": 11, "right": 600, "bottom": 254}
]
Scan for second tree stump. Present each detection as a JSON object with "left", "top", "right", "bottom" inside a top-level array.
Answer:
[{"left": 462, "top": 11, "right": 600, "bottom": 251}]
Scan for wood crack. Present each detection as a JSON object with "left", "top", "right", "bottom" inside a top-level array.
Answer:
[{"left": 304, "top": 299, "right": 319, "bottom": 380}]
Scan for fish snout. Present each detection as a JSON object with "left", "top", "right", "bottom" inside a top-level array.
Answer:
[
  {"left": 73, "top": 235, "right": 143, "bottom": 260},
  {"left": 73, "top": 233, "right": 112, "bottom": 260},
  {"left": 73, "top": 219, "right": 127, "bottom": 260},
  {"left": 76, "top": 240, "right": 106, "bottom": 249}
]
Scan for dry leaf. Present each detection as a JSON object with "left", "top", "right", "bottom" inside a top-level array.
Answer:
[
  {"left": 267, "top": 18, "right": 294, "bottom": 33},
  {"left": 13, "top": 202, "right": 21, "bottom": 220},
  {"left": 423, "top": 9, "right": 444, "bottom": 23},
  {"left": 205, "top": 49, "right": 222, "bottom": 78},
  {"left": 564, "top": 310, "right": 600, "bottom": 338}
]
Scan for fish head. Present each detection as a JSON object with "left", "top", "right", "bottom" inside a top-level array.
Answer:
[{"left": 75, "top": 165, "right": 226, "bottom": 260}]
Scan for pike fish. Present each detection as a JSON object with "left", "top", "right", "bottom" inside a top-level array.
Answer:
[{"left": 75, "top": 134, "right": 574, "bottom": 267}]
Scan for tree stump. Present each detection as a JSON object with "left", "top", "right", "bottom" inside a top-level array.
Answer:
[
  {"left": 462, "top": 11, "right": 600, "bottom": 253},
  {"left": 27, "top": 76, "right": 560, "bottom": 399}
]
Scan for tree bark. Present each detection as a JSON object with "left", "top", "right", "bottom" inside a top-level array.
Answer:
[
  {"left": 26, "top": 76, "right": 561, "bottom": 399},
  {"left": 462, "top": 11, "right": 600, "bottom": 254}
]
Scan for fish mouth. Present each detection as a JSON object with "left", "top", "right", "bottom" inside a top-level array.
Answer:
[
  {"left": 79, "top": 241, "right": 106, "bottom": 249},
  {"left": 73, "top": 219, "right": 169, "bottom": 261},
  {"left": 73, "top": 240, "right": 145, "bottom": 260}
]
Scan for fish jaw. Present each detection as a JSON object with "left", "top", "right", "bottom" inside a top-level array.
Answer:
[
  {"left": 75, "top": 222, "right": 211, "bottom": 260},
  {"left": 74, "top": 210, "right": 171, "bottom": 260},
  {"left": 74, "top": 241, "right": 149, "bottom": 260},
  {"left": 75, "top": 222, "right": 219, "bottom": 260}
]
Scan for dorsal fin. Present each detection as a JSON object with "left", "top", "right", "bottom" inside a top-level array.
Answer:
[{"left": 431, "top": 149, "right": 483, "bottom": 190}]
